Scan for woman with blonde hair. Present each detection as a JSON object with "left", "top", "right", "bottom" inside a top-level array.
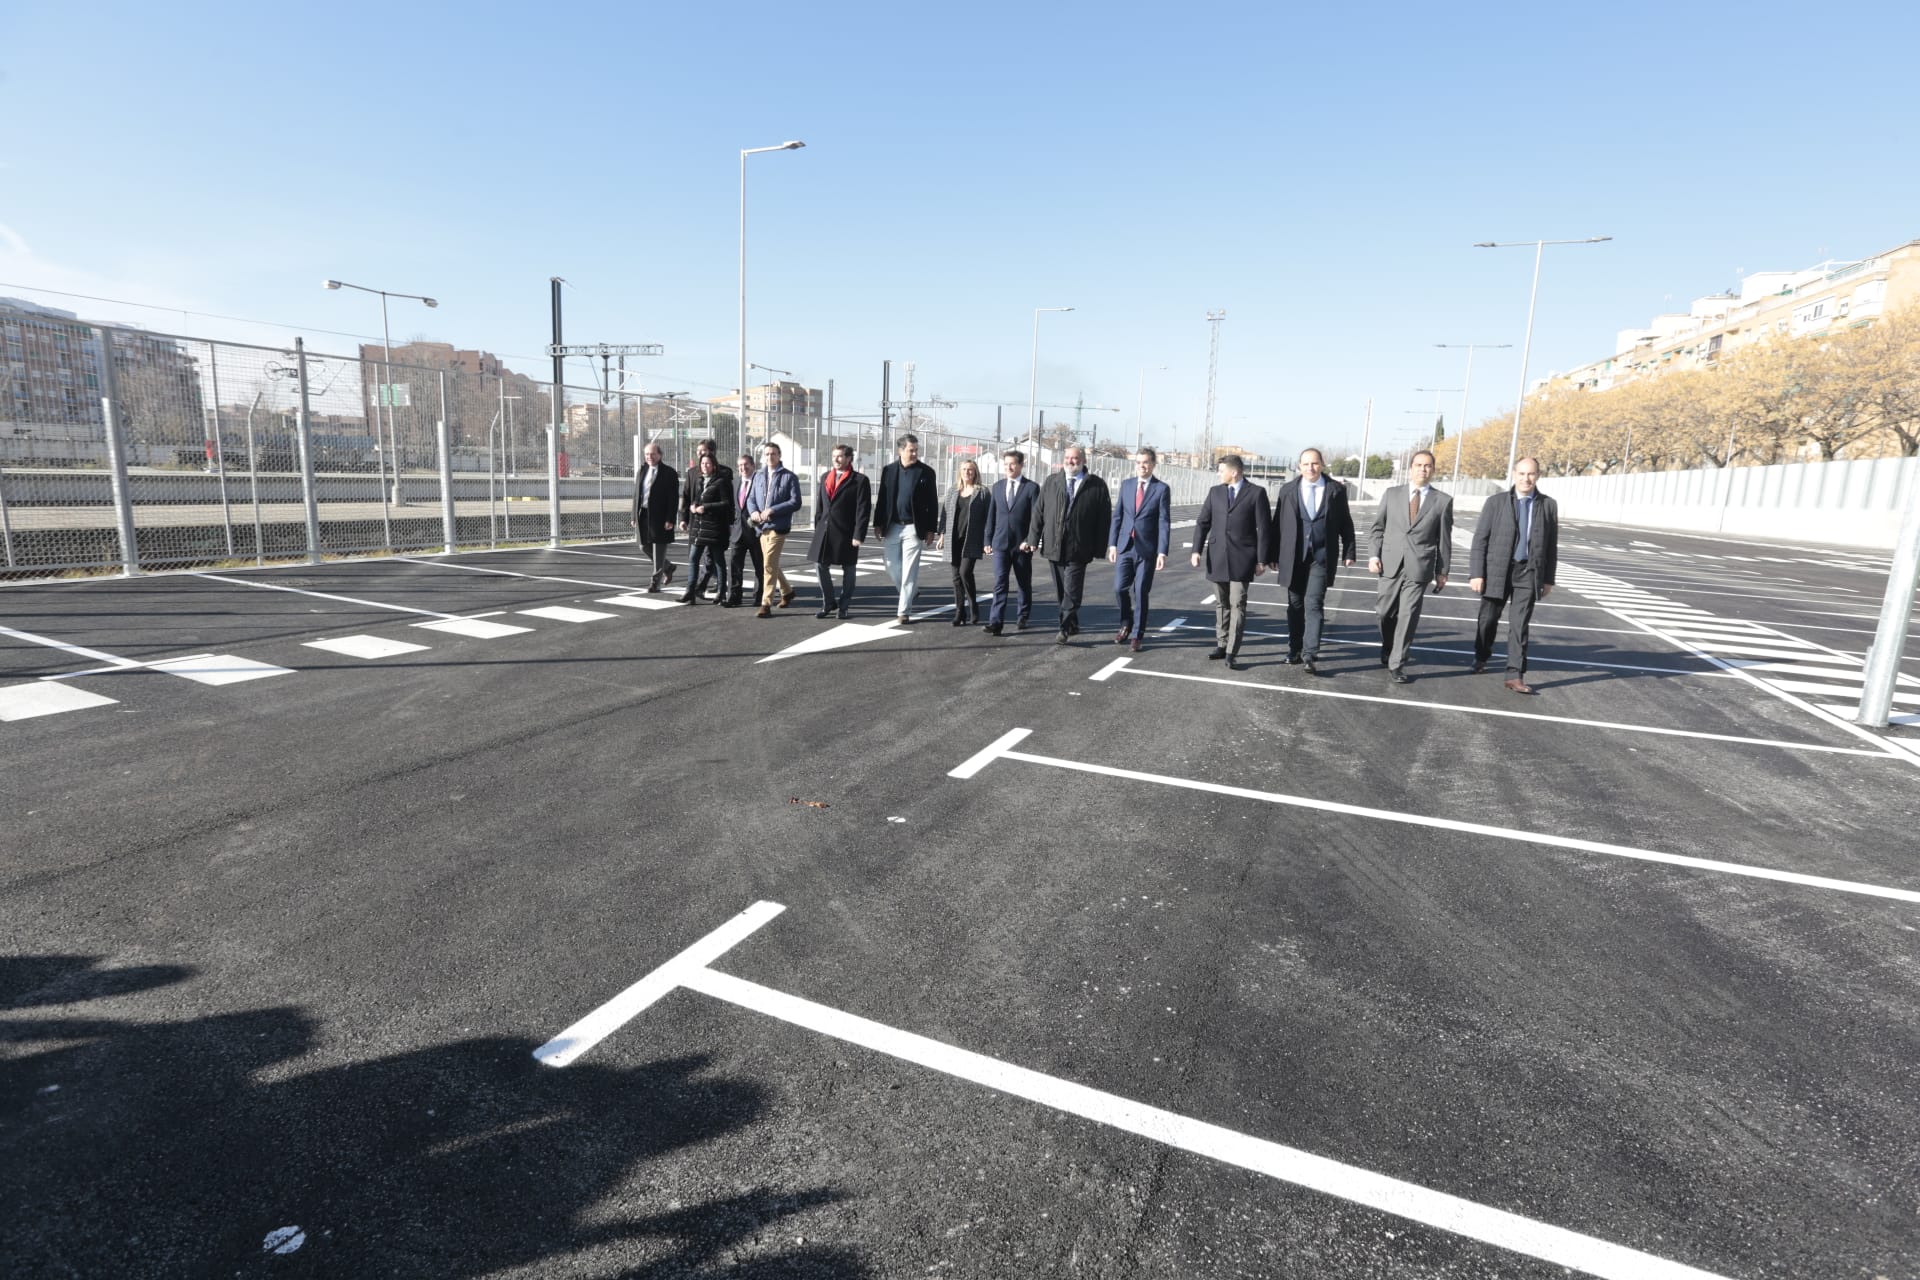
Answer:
[{"left": 938, "top": 458, "right": 991, "bottom": 626}]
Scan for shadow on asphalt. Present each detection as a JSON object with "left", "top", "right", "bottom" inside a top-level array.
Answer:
[{"left": 1, "top": 956, "right": 871, "bottom": 1278}]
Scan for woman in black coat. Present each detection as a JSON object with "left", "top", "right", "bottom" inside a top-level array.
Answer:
[
  {"left": 680, "top": 454, "right": 734, "bottom": 605},
  {"left": 938, "top": 459, "right": 991, "bottom": 625}
]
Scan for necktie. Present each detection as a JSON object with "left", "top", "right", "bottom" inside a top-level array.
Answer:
[
  {"left": 1305, "top": 483, "right": 1317, "bottom": 519},
  {"left": 1409, "top": 490, "right": 1421, "bottom": 524},
  {"left": 739, "top": 480, "right": 749, "bottom": 510},
  {"left": 1068, "top": 476, "right": 1077, "bottom": 505}
]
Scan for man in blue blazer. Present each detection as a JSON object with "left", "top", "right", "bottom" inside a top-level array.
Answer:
[
  {"left": 980, "top": 448, "right": 1039, "bottom": 636},
  {"left": 746, "top": 441, "right": 803, "bottom": 618},
  {"left": 1107, "top": 446, "right": 1172, "bottom": 651}
]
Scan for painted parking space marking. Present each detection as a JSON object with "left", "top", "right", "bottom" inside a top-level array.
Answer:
[
  {"left": 596, "top": 594, "right": 685, "bottom": 611},
  {"left": 191, "top": 572, "right": 461, "bottom": 619},
  {"left": 391, "top": 556, "right": 640, "bottom": 594},
  {"left": 0, "top": 681, "right": 119, "bottom": 722},
  {"left": 535, "top": 901, "right": 1731, "bottom": 1280},
  {"left": 147, "top": 655, "right": 294, "bottom": 686},
  {"left": 518, "top": 605, "right": 617, "bottom": 623},
  {"left": 1092, "top": 659, "right": 1878, "bottom": 757},
  {"left": 302, "top": 635, "right": 431, "bottom": 660},
  {"left": 0, "top": 623, "right": 146, "bottom": 671},
  {"left": 1158, "top": 622, "right": 1738, "bottom": 680},
  {"left": 950, "top": 728, "right": 1920, "bottom": 904},
  {"left": 413, "top": 617, "right": 532, "bottom": 639}
]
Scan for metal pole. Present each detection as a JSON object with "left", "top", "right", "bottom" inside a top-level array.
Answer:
[
  {"left": 489, "top": 386, "right": 500, "bottom": 548},
  {"left": 437, "top": 370, "right": 456, "bottom": 554},
  {"left": 205, "top": 344, "right": 235, "bottom": 555},
  {"left": 1357, "top": 398, "right": 1373, "bottom": 494},
  {"left": 1856, "top": 464, "right": 1920, "bottom": 728},
  {"left": 596, "top": 353, "right": 608, "bottom": 536},
  {"left": 880, "top": 360, "right": 891, "bottom": 457},
  {"left": 504, "top": 396, "right": 516, "bottom": 541},
  {"left": 244, "top": 391, "right": 265, "bottom": 563},
  {"left": 1027, "top": 310, "right": 1041, "bottom": 434},
  {"left": 95, "top": 329, "right": 141, "bottom": 577},
  {"left": 1136, "top": 367, "right": 1146, "bottom": 454},
  {"left": 293, "top": 338, "right": 323, "bottom": 564},
  {"left": 1506, "top": 240, "right": 1545, "bottom": 477},
  {"left": 739, "top": 149, "right": 750, "bottom": 467},
  {"left": 0, "top": 462, "right": 13, "bottom": 568},
  {"left": 381, "top": 291, "right": 405, "bottom": 506},
  {"left": 1453, "top": 347, "right": 1476, "bottom": 484},
  {"left": 549, "top": 277, "right": 564, "bottom": 547}
]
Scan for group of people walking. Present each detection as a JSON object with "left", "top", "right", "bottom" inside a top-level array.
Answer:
[{"left": 633, "top": 436, "right": 1558, "bottom": 687}]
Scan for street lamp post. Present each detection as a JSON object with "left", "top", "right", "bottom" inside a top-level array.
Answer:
[
  {"left": 1434, "top": 343, "right": 1512, "bottom": 482},
  {"left": 323, "top": 278, "right": 437, "bottom": 505},
  {"left": 740, "top": 140, "right": 805, "bottom": 463},
  {"left": 1135, "top": 364, "right": 1166, "bottom": 453},
  {"left": 1473, "top": 237, "right": 1610, "bottom": 475},
  {"left": 1028, "top": 306, "right": 1074, "bottom": 445}
]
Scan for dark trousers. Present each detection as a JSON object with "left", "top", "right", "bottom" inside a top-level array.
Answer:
[
  {"left": 686, "top": 541, "right": 729, "bottom": 599},
  {"left": 950, "top": 556, "right": 979, "bottom": 621},
  {"left": 1113, "top": 547, "right": 1156, "bottom": 634},
  {"left": 989, "top": 549, "right": 1032, "bottom": 625},
  {"left": 816, "top": 562, "right": 856, "bottom": 612},
  {"left": 1050, "top": 559, "right": 1088, "bottom": 634},
  {"left": 1286, "top": 557, "right": 1330, "bottom": 658},
  {"left": 727, "top": 535, "right": 764, "bottom": 602},
  {"left": 1475, "top": 558, "right": 1538, "bottom": 675},
  {"left": 639, "top": 538, "right": 672, "bottom": 585}
]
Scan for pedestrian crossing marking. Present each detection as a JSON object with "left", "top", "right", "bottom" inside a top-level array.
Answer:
[
  {"left": 414, "top": 617, "right": 532, "bottom": 639},
  {"left": 303, "top": 635, "right": 431, "bottom": 660},
  {"left": 0, "top": 681, "right": 119, "bottom": 722},
  {"left": 596, "top": 594, "right": 684, "bottom": 611},
  {"left": 148, "top": 655, "right": 295, "bottom": 686},
  {"left": 518, "top": 606, "right": 617, "bottom": 623}
]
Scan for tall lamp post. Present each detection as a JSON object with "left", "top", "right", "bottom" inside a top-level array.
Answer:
[
  {"left": 1028, "top": 306, "right": 1074, "bottom": 444},
  {"left": 323, "top": 278, "right": 437, "bottom": 505},
  {"left": 1135, "top": 364, "right": 1166, "bottom": 453},
  {"left": 1434, "top": 342, "right": 1511, "bottom": 482},
  {"left": 1474, "top": 237, "right": 1610, "bottom": 475},
  {"left": 740, "top": 140, "right": 805, "bottom": 462}
]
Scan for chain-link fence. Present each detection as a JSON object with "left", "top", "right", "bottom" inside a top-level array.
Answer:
[{"left": 0, "top": 324, "right": 1220, "bottom": 580}]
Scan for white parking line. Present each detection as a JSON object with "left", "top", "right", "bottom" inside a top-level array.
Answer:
[
  {"left": 392, "top": 556, "right": 639, "bottom": 593},
  {"left": 949, "top": 728, "right": 1920, "bottom": 904},
  {"left": 536, "top": 901, "right": 1733, "bottom": 1280},
  {"left": 1098, "top": 661, "right": 1880, "bottom": 757},
  {"left": 191, "top": 572, "right": 462, "bottom": 619}
]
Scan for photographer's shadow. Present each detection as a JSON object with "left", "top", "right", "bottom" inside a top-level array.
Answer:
[{"left": 1, "top": 956, "right": 869, "bottom": 1278}]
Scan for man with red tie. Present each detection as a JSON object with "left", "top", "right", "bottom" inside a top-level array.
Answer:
[
  {"left": 1107, "top": 447, "right": 1172, "bottom": 651},
  {"left": 807, "top": 444, "right": 872, "bottom": 619},
  {"left": 722, "top": 453, "right": 763, "bottom": 608}
]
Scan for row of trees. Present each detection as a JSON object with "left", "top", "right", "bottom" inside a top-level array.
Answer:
[{"left": 1439, "top": 304, "right": 1920, "bottom": 478}]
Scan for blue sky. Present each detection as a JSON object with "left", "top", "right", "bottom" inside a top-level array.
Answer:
[{"left": 5, "top": 0, "right": 1917, "bottom": 458}]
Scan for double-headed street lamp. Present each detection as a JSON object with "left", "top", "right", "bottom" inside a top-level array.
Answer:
[
  {"left": 323, "top": 278, "right": 437, "bottom": 504},
  {"left": 1028, "top": 306, "right": 1074, "bottom": 441},
  {"left": 1474, "top": 237, "right": 1610, "bottom": 474},
  {"left": 1136, "top": 364, "right": 1167, "bottom": 453},
  {"left": 1433, "top": 342, "right": 1512, "bottom": 481},
  {"left": 740, "top": 140, "right": 805, "bottom": 458}
]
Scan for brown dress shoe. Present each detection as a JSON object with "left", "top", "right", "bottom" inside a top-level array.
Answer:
[
  {"left": 1504, "top": 677, "right": 1534, "bottom": 694},
  {"left": 1130, "top": 636, "right": 1142, "bottom": 653},
  {"left": 756, "top": 605, "right": 773, "bottom": 618}
]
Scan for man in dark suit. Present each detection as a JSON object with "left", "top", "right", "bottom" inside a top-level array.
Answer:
[
  {"left": 1107, "top": 446, "right": 1172, "bottom": 652},
  {"left": 1272, "top": 447, "right": 1356, "bottom": 673},
  {"left": 981, "top": 448, "right": 1039, "bottom": 636},
  {"left": 1469, "top": 456, "right": 1558, "bottom": 694},
  {"left": 630, "top": 440, "right": 678, "bottom": 593},
  {"left": 722, "top": 452, "right": 763, "bottom": 608},
  {"left": 1029, "top": 445, "right": 1113, "bottom": 646},
  {"left": 873, "top": 434, "right": 941, "bottom": 623},
  {"left": 808, "top": 444, "right": 872, "bottom": 619},
  {"left": 1368, "top": 449, "right": 1454, "bottom": 684},
  {"left": 1190, "top": 454, "right": 1272, "bottom": 670}
]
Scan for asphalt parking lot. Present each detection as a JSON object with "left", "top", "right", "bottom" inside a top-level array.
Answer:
[{"left": 4, "top": 501, "right": 1918, "bottom": 1279}]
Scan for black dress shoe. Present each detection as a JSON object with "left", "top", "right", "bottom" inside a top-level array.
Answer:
[
  {"left": 985, "top": 623, "right": 1003, "bottom": 636},
  {"left": 719, "top": 598, "right": 736, "bottom": 609},
  {"left": 951, "top": 616, "right": 966, "bottom": 627},
  {"left": 1284, "top": 653, "right": 1302, "bottom": 665},
  {"left": 838, "top": 608, "right": 852, "bottom": 620},
  {"left": 662, "top": 563, "right": 676, "bottom": 585},
  {"left": 678, "top": 590, "right": 697, "bottom": 605},
  {"left": 1303, "top": 656, "right": 1317, "bottom": 674},
  {"left": 1208, "top": 647, "right": 1227, "bottom": 661},
  {"left": 815, "top": 609, "right": 834, "bottom": 619},
  {"left": 1378, "top": 651, "right": 1389, "bottom": 668},
  {"left": 1226, "top": 655, "right": 1241, "bottom": 671},
  {"left": 1016, "top": 618, "right": 1029, "bottom": 631},
  {"left": 1390, "top": 669, "right": 1411, "bottom": 684},
  {"left": 1066, "top": 620, "right": 1080, "bottom": 637},
  {"left": 1056, "top": 631, "right": 1070, "bottom": 645},
  {"left": 1471, "top": 660, "right": 1487, "bottom": 674}
]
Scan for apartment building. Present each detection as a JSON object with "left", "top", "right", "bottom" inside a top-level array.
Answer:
[{"left": 707, "top": 381, "right": 824, "bottom": 438}]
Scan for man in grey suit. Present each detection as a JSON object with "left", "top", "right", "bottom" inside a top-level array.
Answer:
[
  {"left": 1368, "top": 449, "right": 1453, "bottom": 684},
  {"left": 1469, "top": 457, "right": 1558, "bottom": 694}
]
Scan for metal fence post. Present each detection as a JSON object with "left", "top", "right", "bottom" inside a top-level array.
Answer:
[
  {"left": 1856, "top": 463, "right": 1920, "bottom": 729},
  {"left": 96, "top": 328, "right": 142, "bottom": 577},
  {"left": 205, "top": 342, "right": 236, "bottom": 556},
  {"left": 437, "top": 371, "right": 457, "bottom": 555},
  {"left": 0, "top": 463, "right": 15, "bottom": 568},
  {"left": 293, "top": 338, "right": 323, "bottom": 564},
  {"left": 547, "top": 383, "right": 562, "bottom": 548}
]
